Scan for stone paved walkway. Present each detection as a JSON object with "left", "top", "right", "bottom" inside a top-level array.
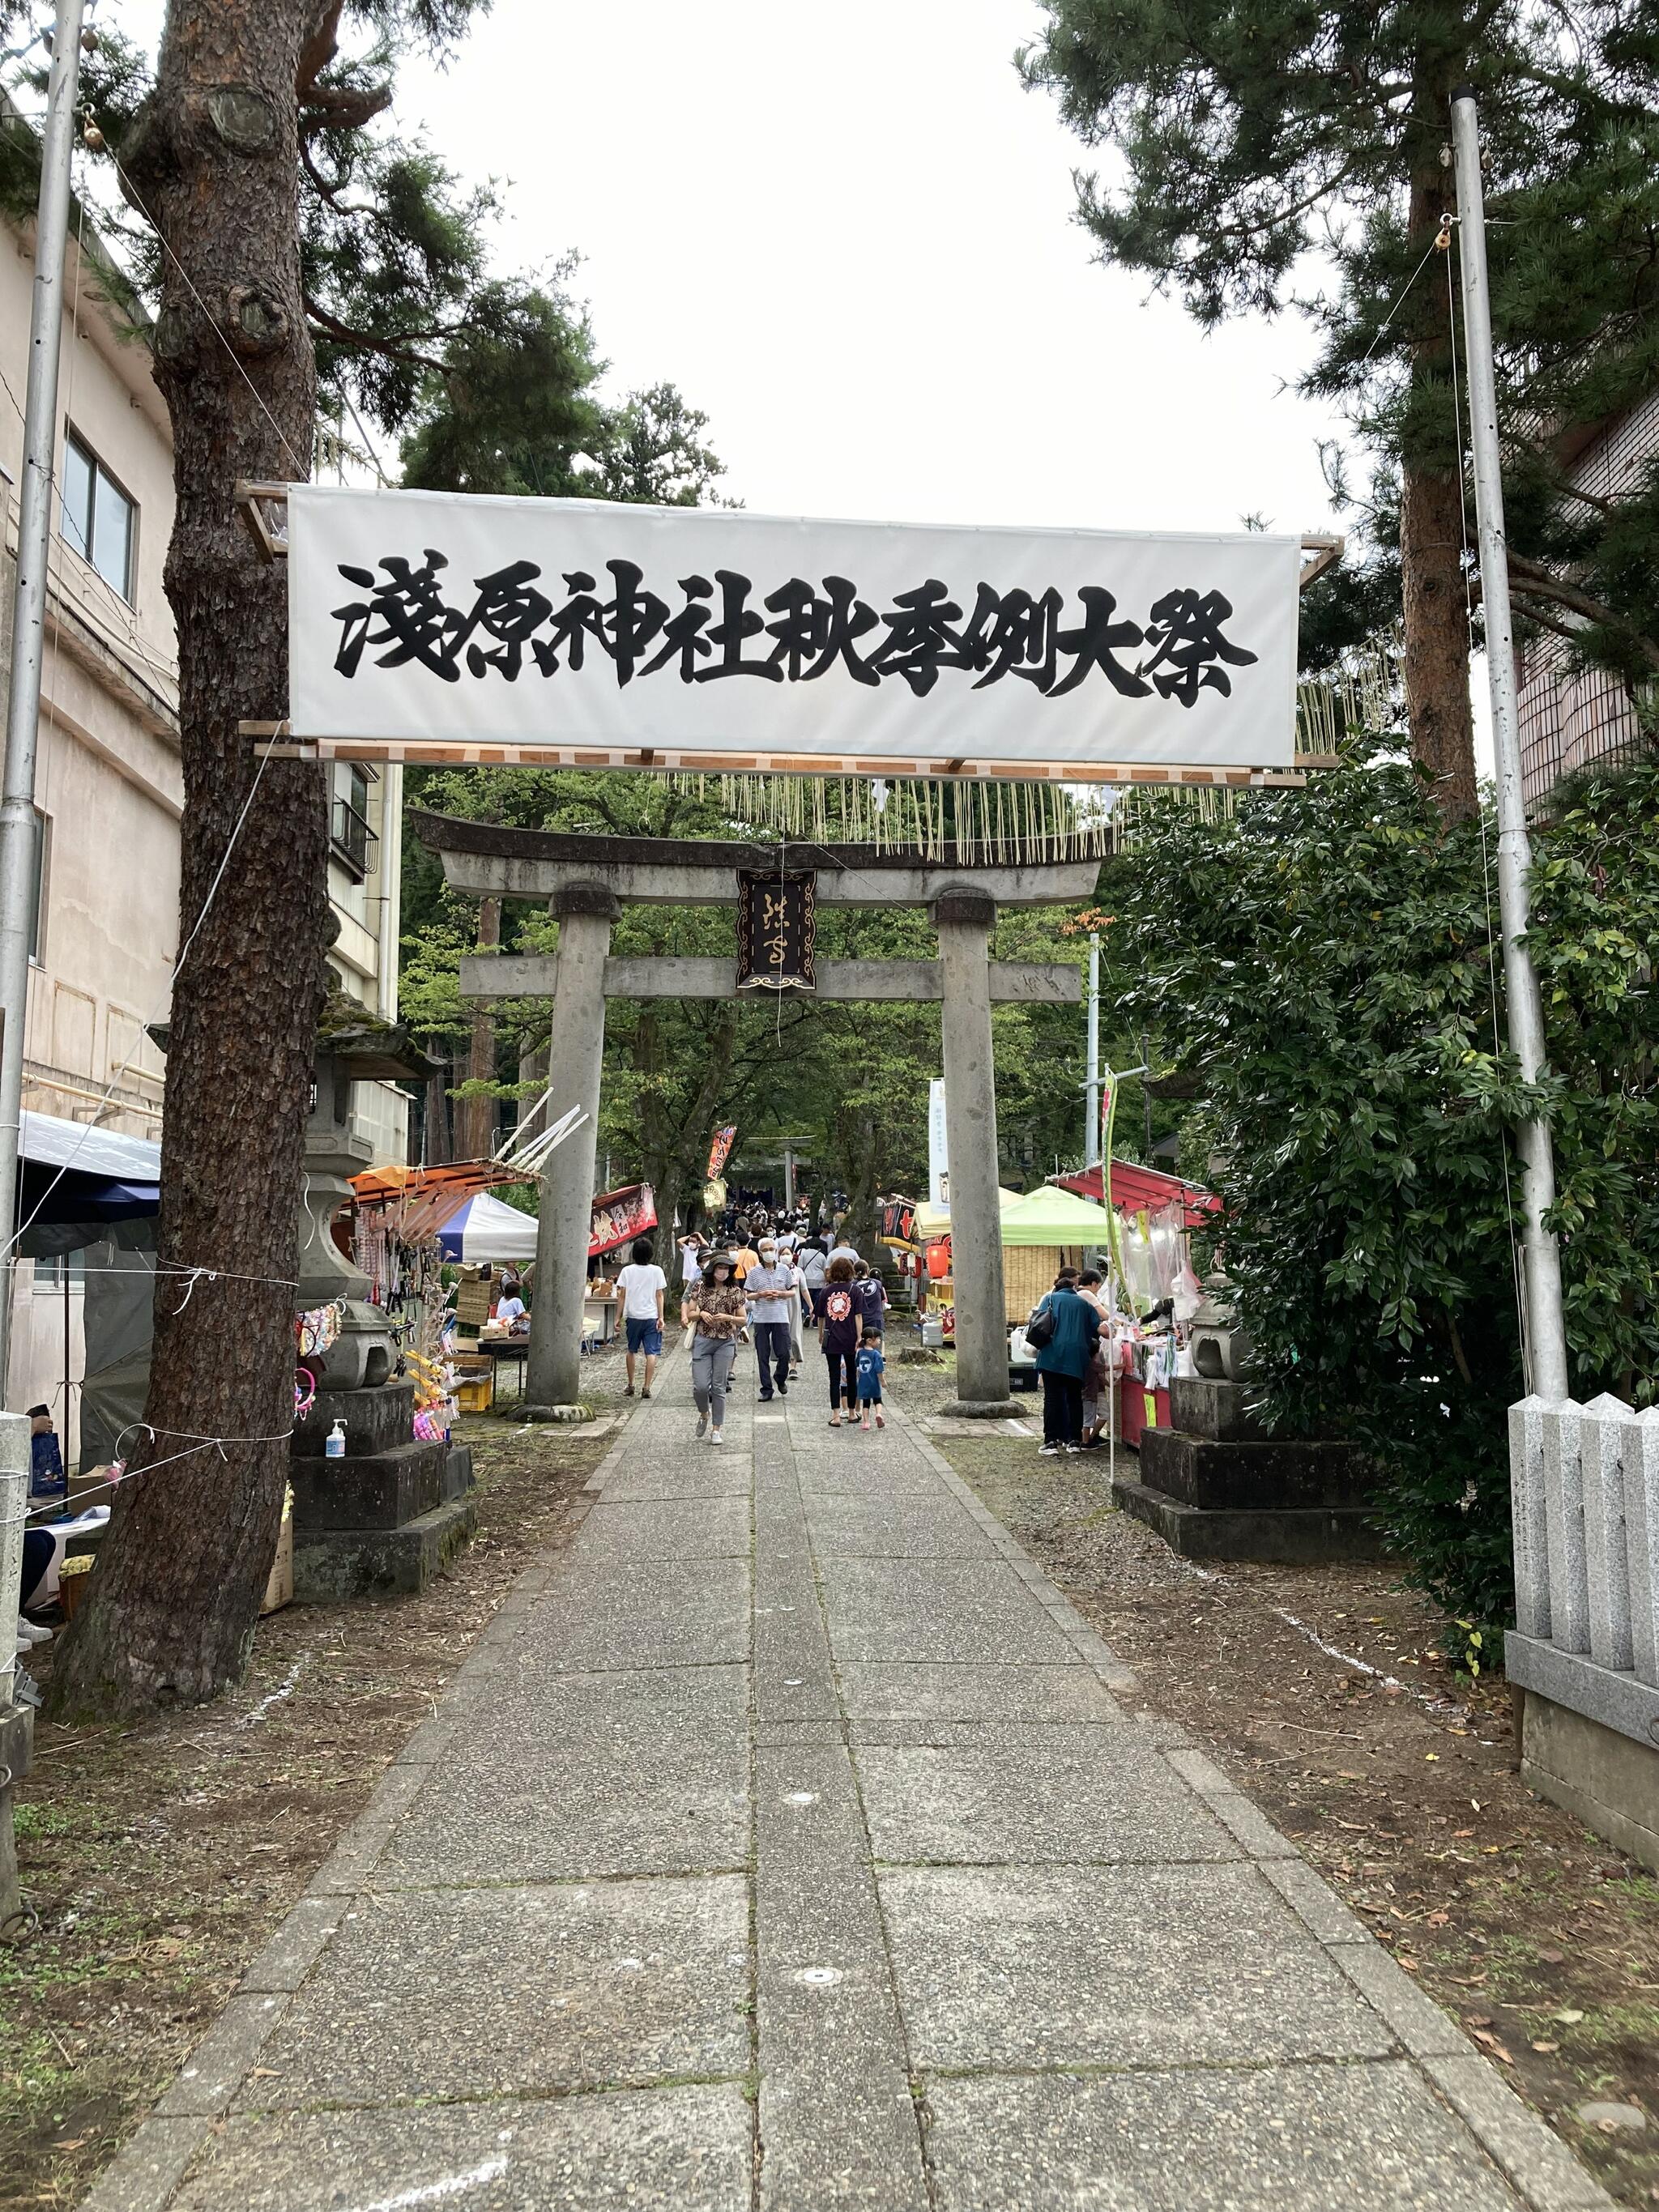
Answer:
[{"left": 87, "top": 1350, "right": 1614, "bottom": 2210}]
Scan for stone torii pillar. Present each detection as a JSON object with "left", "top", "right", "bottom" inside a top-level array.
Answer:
[
  {"left": 934, "top": 886, "right": 1014, "bottom": 1414},
  {"left": 525, "top": 880, "right": 617, "bottom": 1413}
]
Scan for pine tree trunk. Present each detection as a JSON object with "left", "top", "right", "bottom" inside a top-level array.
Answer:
[
  {"left": 424, "top": 1044, "right": 452, "bottom": 1165},
  {"left": 458, "top": 896, "right": 501, "bottom": 1159},
  {"left": 48, "top": 2, "right": 329, "bottom": 1718},
  {"left": 1400, "top": 100, "right": 1478, "bottom": 825}
]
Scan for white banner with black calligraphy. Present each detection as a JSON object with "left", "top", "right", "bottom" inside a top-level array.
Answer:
[{"left": 288, "top": 488, "right": 1300, "bottom": 774}]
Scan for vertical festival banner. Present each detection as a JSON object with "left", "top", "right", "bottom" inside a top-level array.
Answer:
[
  {"left": 706, "top": 1125, "right": 737, "bottom": 1180},
  {"left": 928, "top": 1080, "right": 949, "bottom": 1210}
]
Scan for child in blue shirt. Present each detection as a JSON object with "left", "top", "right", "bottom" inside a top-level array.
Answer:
[{"left": 855, "top": 1329, "right": 885, "bottom": 1432}]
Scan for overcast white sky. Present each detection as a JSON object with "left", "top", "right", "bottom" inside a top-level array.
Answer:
[
  {"left": 102, "top": 0, "right": 1348, "bottom": 535},
  {"left": 96, "top": 0, "right": 1491, "bottom": 764},
  {"left": 390, "top": 0, "right": 1350, "bottom": 538}
]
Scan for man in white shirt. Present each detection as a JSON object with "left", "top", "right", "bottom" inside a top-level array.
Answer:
[{"left": 615, "top": 1235, "right": 668, "bottom": 1399}]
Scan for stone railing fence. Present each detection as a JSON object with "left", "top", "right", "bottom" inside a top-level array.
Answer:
[{"left": 1507, "top": 1394, "right": 1659, "bottom": 1750}]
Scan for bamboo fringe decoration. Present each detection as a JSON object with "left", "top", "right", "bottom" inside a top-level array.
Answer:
[
  {"left": 666, "top": 639, "right": 1401, "bottom": 863},
  {"left": 667, "top": 768, "right": 1117, "bottom": 863}
]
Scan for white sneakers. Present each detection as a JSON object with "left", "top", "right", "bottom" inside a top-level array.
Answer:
[
  {"left": 16, "top": 1618, "right": 52, "bottom": 1645},
  {"left": 696, "top": 1413, "right": 709, "bottom": 1439},
  {"left": 710, "top": 1428, "right": 724, "bottom": 1446}
]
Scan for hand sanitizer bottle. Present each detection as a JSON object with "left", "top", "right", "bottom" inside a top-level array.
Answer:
[{"left": 326, "top": 1420, "right": 346, "bottom": 1459}]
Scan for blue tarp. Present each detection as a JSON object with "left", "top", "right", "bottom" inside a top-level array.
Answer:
[{"left": 15, "top": 1108, "right": 161, "bottom": 1242}]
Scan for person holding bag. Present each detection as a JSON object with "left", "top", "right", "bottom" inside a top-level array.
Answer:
[{"left": 1028, "top": 1267, "right": 1099, "bottom": 1457}]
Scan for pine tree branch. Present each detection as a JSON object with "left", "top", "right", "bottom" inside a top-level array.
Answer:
[
  {"left": 302, "top": 291, "right": 447, "bottom": 375},
  {"left": 1205, "top": 156, "right": 1364, "bottom": 244},
  {"left": 1501, "top": 555, "right": 1659, "bottom": 671}
]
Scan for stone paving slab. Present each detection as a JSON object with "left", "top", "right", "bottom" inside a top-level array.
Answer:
[
  {"left": 573, "top": 1494, "right": 753, "bottom": 1561},
  {"left": 804, "top": 1493, "right": 999, "bottom": 1558},
  {"left": 109, "top": 1357, "right": 1615, "bottom": 2212},
  {"left": 249, "top": 1875, "right": 752, "bottom": 2108},
  {"left": 819, "top": 1558, "right": 1083, "bottom": 1665},
  {"left": 879, "top": 1862, "right": 1397, "bottom": 2069},
  {"left": 923, "top": 2061, "right": 1528, "bottom": 2211},
  {"left": 512, "top": 1555, "right": 751, "bottom": 1669},
  {"left": 168, "top": 2085, "right": 753, "bottom": 2212},
  {"left": 855, "top": 1742, "right": 1243, "bottom": 1865},
  {"left": 597, "top": 1460, "right": 753, "bottom": 1502},
  {"left": 835, "top": 1660, "right": 1125, "bottom": 1724},
  {"left": 447, "top": 1660, "right": 751, "bottom": 1751},
  {"left": 376, "top": 1737, "right": 750, "bottom": 1884}
]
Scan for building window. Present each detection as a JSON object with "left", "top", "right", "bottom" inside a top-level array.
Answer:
[
  {"left": 331, "top": 761, "right": 378, "bottom": 880},
  {"left": 32, "top": 1251, "right": 85, "bottom": 1293},
  {"left": 60, "top": 427, "right": 136, "bottom": 600},
  {"left": 28, "top": 806, "right": 48, "bottom": 962}
]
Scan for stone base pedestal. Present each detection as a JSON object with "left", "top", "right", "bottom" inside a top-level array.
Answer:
[
  {"left": 949, "top": 1399, "right": 1024, "bottom": 1421},
  {"left": 294, "top": 1497, "right": 478, "bottom": 1604},
  {"left": 1518, "top": 1687, "right": 1659, "bottom": 1874},
  {"left": 1113, "top": 1376, "right": 1380, "bottom": 1562},
  {"left": 291, "top": 1386, "right": 476, "bottom": 1601}
]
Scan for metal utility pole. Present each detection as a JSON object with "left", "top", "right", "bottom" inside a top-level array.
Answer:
[
  {"left": 1084, "top": 932, "right": 1100, "bottom": 1164},
  {"left": 1450, "top": 88, "right": 1570, "bottom": 1401},
  {"left": 0, "top": 0, "right": 87, "bottom": 1390}
]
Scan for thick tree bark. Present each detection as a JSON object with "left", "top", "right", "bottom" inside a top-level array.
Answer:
[
  {"left": 457, "top": 895, "right": 501, "bottom": 1159},
  {"left": 423, "top": 1043, "right": 453, "bottom": 1164},
  {"left": 49, "top": 2, "right": 331, "bottom": 1717},
  {"left": 1399, "top": 100, "right": 1478, "bottom": 825}
]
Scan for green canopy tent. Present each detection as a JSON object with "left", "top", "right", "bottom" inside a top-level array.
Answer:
[{"left": 998, "top": 1186, "right": 1117, "bottom": 1246}]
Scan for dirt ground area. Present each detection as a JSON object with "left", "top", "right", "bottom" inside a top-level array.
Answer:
[
  {"left": 0, "top": 1350, "right": 634, "bottom": 2212},
  {"left": 923, "top": 1388, "right": 1659, "bottom": 2210}
]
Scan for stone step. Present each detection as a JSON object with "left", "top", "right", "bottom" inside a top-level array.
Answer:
[
  {"left": 292, "top": 1381, "right": 416, "bottom": 1457},
  {"left": 290, "top": 1439, "right": 446, "bottom": 1532},
  {"left": 1113, "top": 1474, "right": 1388, "bottom": 1563},
  {"left": 292, "top": 1494, "right": 478, "bottom": 1602},
  {"left": 1137, "top": 1427, "right": 1369, "bottom": 1512}
]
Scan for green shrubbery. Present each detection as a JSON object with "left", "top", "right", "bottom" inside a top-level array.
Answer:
[{"left": 1105, "top": 749, "right": 1659, "bottom": 1632}]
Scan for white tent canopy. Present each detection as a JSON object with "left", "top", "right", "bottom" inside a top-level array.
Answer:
[{"left": 437, "top": 1191, "right": 538, "bottom": 1263}]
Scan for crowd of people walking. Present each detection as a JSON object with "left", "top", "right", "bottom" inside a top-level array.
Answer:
[
  {"left": 643, "top": 1203, "right": 1107, "bottom": 1460},
  {"left": 671, "top": 1209, "right": 889, "bottom": 1443}
]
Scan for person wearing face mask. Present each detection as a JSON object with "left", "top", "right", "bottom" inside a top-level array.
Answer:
[
  {"left": 680, "top": 1249, "right": 747, "bottom": 1445},
  {"left": 743, "top": 1236, "right": 795, "bottom": 1401}
]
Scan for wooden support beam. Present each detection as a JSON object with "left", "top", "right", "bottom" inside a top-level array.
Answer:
[{"left": 458, "top": 953, "right": 1081, "bottom": 1006}]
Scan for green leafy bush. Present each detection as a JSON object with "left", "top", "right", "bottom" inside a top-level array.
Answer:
[{"left": 1104, "top": 748, "right": 1658, "bottom": 1630}]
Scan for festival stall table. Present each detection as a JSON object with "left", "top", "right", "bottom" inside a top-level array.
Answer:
[
  {"left": 473, "top": 1330, "right": 530, "bottom": 1400},
  {"left": 1052, "top": 1160, "right": 1221, "bottom": 1443},
  {"left": 582, "top": 1285, "right": 620, "bottom": 1350}
]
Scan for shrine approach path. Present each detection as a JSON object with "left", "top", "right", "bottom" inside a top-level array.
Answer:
[{"left": 85, "top": 1351, "right": 1614, "bottom": 2211}]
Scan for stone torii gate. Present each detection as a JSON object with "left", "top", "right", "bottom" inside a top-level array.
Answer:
[{"left": 415, "top": 813, "right": 1095, "bottom": 1417}]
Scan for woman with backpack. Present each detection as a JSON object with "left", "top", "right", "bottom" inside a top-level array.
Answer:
[{"left": 1026, "top": 1266, "right": 1101, "bottom": 1457}]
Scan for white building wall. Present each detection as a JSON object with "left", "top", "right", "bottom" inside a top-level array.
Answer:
[{"left": 2, "top": 210, "right": 410, "bottom": 1426}]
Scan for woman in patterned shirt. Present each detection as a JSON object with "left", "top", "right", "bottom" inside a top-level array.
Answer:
[{"left": 681, "top": 1250, "right": 748, "bottom": 1445}]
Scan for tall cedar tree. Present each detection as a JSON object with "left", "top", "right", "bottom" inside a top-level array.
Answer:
[
  {"left": 24, "top": 0, "right": 710, "bottom": 1715},
  {"left": 1021, "top": 4, "right": 1659, "bottom": 820}
]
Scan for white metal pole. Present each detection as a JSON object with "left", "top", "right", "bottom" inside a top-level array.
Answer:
[
  {"left": 1450, "top": 88, "right": 1571, "bottom": 1402},
  {"left": 1085, "top": 931, "right": 1100, "bottom": 1166},
  {"left": 0, "top": 1, "right": 86, "bottom": 1394}
]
